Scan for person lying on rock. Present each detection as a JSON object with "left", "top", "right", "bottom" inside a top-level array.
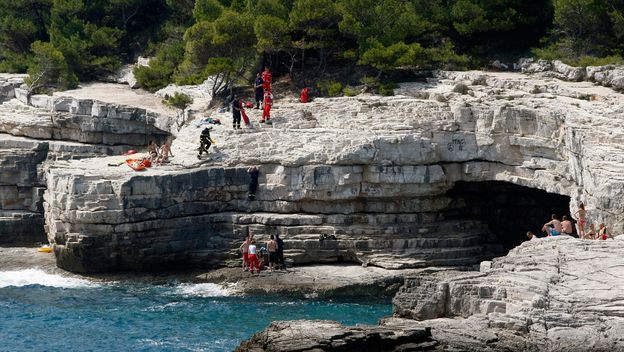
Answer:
[
  {"left": 197, "top": 127, "right": 212, "bottom": 159},
  {"left": 542, "top": 214, "right": 562, "bottom": 237}
]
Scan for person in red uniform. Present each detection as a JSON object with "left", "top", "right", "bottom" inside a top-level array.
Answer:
[
  {"left": 261, "top": 92, "right": 272, "bottom": 123},
  {"left": 261, "top": 66, "right": 272, "bottom": 91}
]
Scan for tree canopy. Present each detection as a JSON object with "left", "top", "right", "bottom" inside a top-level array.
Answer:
[{"left": 0, "top": 0, "right": 621, "bottom": 95}]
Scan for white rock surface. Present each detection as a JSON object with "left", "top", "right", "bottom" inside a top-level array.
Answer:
[
  {"left": 38, "top": 71, "right": 624, "bottom": 272},
  {"left": 389, "top": 236, "right": 624, "bottom": 351}
]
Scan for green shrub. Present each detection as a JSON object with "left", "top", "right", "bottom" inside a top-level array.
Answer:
[
  {"left": 163, "top": 92, "right": 193, "bottom": 111},
  {"left": 343, "top": 86, "right": 360, "bottom": 96},
  {"left": 569, "top": 55, "right": 624, "bottom": 67},
  {"left": 379, "top": 82, "right": 397, "bottom": 96},
  {"left": 360, "top": 76, "right": 380, "bottom": 89},
  {"left": 317, "top": 80, "right": 343, "bottom": 97}
]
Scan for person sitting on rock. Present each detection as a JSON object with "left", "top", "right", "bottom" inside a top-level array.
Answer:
[
  {"left": 587, "top": 223, "right": 597, "bottom": 239},
  {"left": 197, "top": 127, "right": 212, "bottom": 159},
  {"left": 598, "top": 223, "right": 613, "bottom": 240},
  {"left": 542, "top": 214, "right": 562, "bottom": 237},
  {"left": 561, "top": 216, "right": 574, "bottom": 236},
  {"left": 147, "top": 140, "right": 159, "bottom": 162},
  {"left": 157, "top": 138, "right": 174, "bottom": 164}
]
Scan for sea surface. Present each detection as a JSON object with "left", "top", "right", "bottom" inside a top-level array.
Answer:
[{"left": 0, "top": 268, "right": 391, "bottom": 352}]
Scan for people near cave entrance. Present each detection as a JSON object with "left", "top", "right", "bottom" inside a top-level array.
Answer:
[
  {"left": 239, "top": 235, "right": 250, "bottom": 272},
  {"left": 561, "top": 216, "right": 574, "bottom": 236},
  {"left": 526, "top": 231, "right": 538, "bottom": 241},
  {"left": 542, "top": 214, "right": 562, "bottom": 237},
  {"left": 587, "top": 223, "right": 597, "bottom": 239},
  {"left": 573, "top": 203, "right": 587, "bottom": 239},
  {"left": 598, "top": 223, "right": 613, "bottom": 240}
]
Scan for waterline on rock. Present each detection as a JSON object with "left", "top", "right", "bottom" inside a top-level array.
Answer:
[{"left": 0, "top": 268, "right": 97, "bottom": 288}]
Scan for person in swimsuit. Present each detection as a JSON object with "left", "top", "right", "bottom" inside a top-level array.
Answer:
[
  {"left": 542, "top": 214, "right": 562, "bottom": 237},
  {"left": 248, "top": 240, "right": 260, "bottom": 274},
  {"left": 561, "top": 216, "right": 574, "bottom": 236},
  {"left": 526, "top": 231, "right": 538, "bottom": 241},
  {"left": 239, "top": 235, "right": 250, "bottom": 272},
  {"left": 147, "top": 140, "right": 159, "bottom": 162},
  {"left": 598, "top": 224, "right": 613, "bottom": 240},
  {"left": 574, "top": 203, "right": 587, "bottom": 239},
  {"left": 587, "top": 223, "right": 597, "bottom": 239},
  {"left": 267, "top": 235, "right": 277, "bottom": 272}
]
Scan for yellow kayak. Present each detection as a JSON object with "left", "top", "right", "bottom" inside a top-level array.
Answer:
[{"left": 37, "top": 246, "right": 53, "bottom": 253}]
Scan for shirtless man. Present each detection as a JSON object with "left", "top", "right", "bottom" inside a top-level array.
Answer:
[
  {"left": 239, "top": 235, "right": 250, "bottom": 272},
  {"left": 542, "top": 214, "right": 563, "bottom": 237},
  {"left": 267, "top": 235, "right": 278, "bottom": 272},
  {"left": 561, "top": 216, "right": 574, "bottom": 236}
]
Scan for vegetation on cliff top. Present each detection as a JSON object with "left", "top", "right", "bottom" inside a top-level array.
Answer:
[{"left": 1, "top": 0, "right": 622, "bottom": 94}]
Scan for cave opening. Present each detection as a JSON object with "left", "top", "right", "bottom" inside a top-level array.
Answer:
[{"left": 445, "top": 181, "right": 572, "bottom": 253}]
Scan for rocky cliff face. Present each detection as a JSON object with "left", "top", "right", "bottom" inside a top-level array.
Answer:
[
  {"left": 40, "top": 70, "right": 624, "bottom": 272},
  {"left": 0, "top": 78, "right": 172, "bottom": 245},
  {"left": 238, "top": 237, "right": 624, "bottom": 351}
]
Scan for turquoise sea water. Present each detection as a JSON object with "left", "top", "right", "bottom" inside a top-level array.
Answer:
[{"left": 0, "top": 269, "right": 391, "bottom": 352}]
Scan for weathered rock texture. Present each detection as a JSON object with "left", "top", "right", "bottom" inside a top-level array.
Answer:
[
  {"left": 387, "top": 236, "right": 624, "bottom": 351},
  {"left": 237, "top": 237, "right": 624, "bottom": 351},
  {"left": 0, "top": 79, "right": 172, "bottom": 245},
  {"left": 235, "top": 320, "right": 436, "bottom": 352},
  {"left": 42, "top": 70, "right": 624, "bottom": 272}
]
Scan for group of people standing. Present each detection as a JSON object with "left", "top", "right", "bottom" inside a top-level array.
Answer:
[
  {"left": 239, "top": 232, "right": 284, "bottom": 274},
  {"left": 231, "top": 67, "right": 273, "bottom": 130},
  {"left": 528, "top": 203, "right": 613, "bottom": 240}
]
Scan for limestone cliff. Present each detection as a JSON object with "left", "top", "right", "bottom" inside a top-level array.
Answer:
[
  {"left": 41, "top": 70, "right": 624, "bottom": 272},
  {"left": 0, "top": 76, "right": 172, "bottom": 245},
  {"left": 238, "top": 237, "right": 624, "bottom": 351}
]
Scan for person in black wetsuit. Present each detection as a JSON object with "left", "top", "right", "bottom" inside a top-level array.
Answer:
[
  {"left": 232, "top": 94, "right": 241, "bottom": 129},
  {"left": 247, "top": 166, "right": 259, "bottom": 200},
  {"left": 275, "top": 233, "right": 284, "bottom": 270},
  {"left": 254, "top": 73, "right": 263, "bottom": 109},
  {"left": 197, "top": 127, "right": 212, "bottom": 159}
]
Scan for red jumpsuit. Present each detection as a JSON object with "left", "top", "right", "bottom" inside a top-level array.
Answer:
[
  {"left": 262, "top": 94, "right": 272, "bottom": 122},
  {"left": 261, "top": 69, "right": 272, "bottom": 91}
]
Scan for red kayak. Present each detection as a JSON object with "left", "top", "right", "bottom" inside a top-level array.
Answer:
[{"left": 126, "top": 159, "right": 146, "bottom": 171}]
